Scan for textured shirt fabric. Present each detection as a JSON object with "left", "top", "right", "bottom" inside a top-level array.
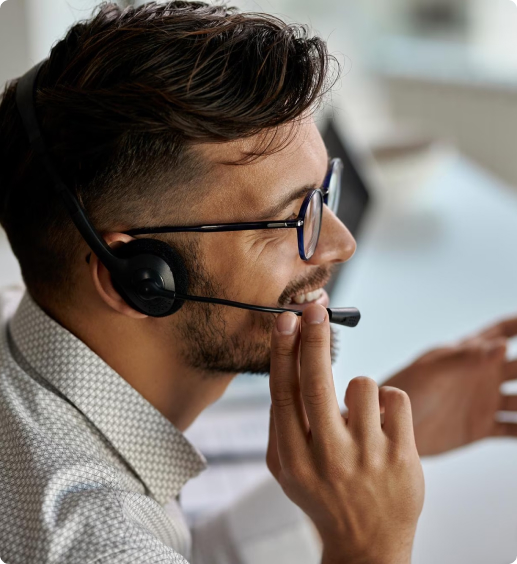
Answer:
[{"left": 0, "top": 287, "right": 207, "bottom": 564}]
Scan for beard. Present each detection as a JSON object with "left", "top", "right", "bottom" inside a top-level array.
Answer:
[{"left": 174, "top": 239, "right": 339, "bottom": 377}]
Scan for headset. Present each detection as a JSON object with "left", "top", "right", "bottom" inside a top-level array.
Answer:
[{"left": 14, "top": 60, "right": 361, "bottom": 327}]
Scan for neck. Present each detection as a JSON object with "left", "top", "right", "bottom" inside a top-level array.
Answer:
[{"left": 48, "top": 298, "right": 235, "bottom": 432}]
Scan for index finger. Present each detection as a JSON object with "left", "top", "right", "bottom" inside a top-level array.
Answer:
[
  {"left": 299, "top": 304, "right": 343, "bottom": 442},
  {"left": 269, "top": 312, "right": 310, "bottom": 463},
  {"left": 478, "top": 316, "right": 517, "bottom": 340}
]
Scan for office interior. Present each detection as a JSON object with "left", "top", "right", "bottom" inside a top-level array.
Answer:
[{"left": 2, "top": 0, "right": 517, "bottom": 562}]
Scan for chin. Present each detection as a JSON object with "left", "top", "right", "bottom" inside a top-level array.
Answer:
[
  {"left": 246, "top": 325, "right": 339, "bottom": 377},
  {"left": 180, "top": 305, "right": 339, "bottom": 377}
]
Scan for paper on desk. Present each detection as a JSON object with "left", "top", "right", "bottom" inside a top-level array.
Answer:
[
  {"left": 180, "top": 461, "right": 271, "bottom": 522},
  {"left": 189, "top": 475, "right": 321, "bottom": 564},
  {"left": 181, "top": 401, "right": 272, "bottom": 521}
]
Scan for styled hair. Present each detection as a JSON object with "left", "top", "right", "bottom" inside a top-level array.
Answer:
[{"left": 0, "top": 1, "right": 337, "bottom": 304}]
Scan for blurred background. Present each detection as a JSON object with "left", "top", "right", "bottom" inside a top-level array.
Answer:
[{"left": 2, "top": 1, "right": 517, "bottom": 563}]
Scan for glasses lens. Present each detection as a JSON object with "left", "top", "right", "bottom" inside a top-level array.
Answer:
[
  {"left": 303, "top": 191, "right": 323, "bottom": 259},
  {"left": 327, "top": 160, "right": 342, "bottom": 214}
]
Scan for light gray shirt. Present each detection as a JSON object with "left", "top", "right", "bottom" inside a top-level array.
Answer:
[{"left": 0, "top": 288, "right": 207, "bottom": 563}]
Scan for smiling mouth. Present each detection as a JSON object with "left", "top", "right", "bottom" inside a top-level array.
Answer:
[
  {"left": 285, "top": 274, "right": 332, "bottom": 306},
  {"left": 287, "top": 287, "right": 325, "bottom": 305}
]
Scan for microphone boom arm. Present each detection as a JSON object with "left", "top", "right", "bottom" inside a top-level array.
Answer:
[{"left": 141, "top": 281, "right": 361, "bottom": 328}]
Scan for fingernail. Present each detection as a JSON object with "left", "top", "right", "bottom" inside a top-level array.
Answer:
[
  {"left": 304, "top": 304, "right": 327, "bottom": 325},
  {"left": 276, "top": 313, "right": 298, "bottom": 335}
]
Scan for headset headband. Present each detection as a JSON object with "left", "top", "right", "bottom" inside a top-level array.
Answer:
[{"left": 15, "top": 60, "right": 126, "bottom": 275}]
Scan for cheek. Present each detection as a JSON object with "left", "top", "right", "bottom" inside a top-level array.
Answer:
[
  {"left": 202, "top": 231, "right": 301, "bottom": 301},
  {"left": 235, "top": 234, "right": 302, "bottom": 302}
]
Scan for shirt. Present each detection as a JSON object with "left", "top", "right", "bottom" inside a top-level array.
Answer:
[
  {"left": 0, "top": 286, "right": 321, "bottom": 564},
  {"left": 0, "top": 287, "right": 207, "bottom": 563}
]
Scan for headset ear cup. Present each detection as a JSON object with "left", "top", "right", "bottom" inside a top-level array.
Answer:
[{"left": 111, "top": 238, "right": 190, "bottom": 317}]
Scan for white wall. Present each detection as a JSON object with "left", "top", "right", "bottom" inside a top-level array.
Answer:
[
  {"left": 24, "top": 0, "right": 108, "bottom": 62},
  {"left": 0, "top": 0, "right": 29, "bottom": 286},
  {"left": 0, "top": 0, "right": 30, "bottom": 90},
  {"left": 1, "top": 0, "right": 109, "bottom": 88},
  {"left": 383, "top": 74, "right": 517, "bottom": 188}
]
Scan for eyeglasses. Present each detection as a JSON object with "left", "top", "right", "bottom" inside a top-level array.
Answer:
[{"left": 124, "top": 158, "right": 343, "bottom": 261}]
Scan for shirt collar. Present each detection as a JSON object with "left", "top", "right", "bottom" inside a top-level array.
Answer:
[{"left": 8, "top": 291, "right": 207, "bottom": 505}]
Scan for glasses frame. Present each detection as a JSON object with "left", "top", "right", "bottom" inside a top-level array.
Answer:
[{"left": 123, "top": 158, "right": 343, "bottom": 261}]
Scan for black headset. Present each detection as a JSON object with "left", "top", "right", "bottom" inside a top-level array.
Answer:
[{"left": 15, "top": 59, "right": 361, "bottom": 327}]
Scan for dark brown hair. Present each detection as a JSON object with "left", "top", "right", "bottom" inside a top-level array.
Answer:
[{"left": 0, "top": 1, "right": 337, "bottom": 304}]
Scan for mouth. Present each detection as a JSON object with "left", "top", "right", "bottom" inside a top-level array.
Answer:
[{"left": 286, "top": 285, "right": 330, "bottom": 312}]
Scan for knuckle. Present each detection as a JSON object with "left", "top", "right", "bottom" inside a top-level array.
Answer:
[
  {"left": 303, "top": 383, "right": 332, "bottom": 407},
  {"left": 313, "top": 455, "right": 344, "bottom": 481},
  {"left": 302, "top": 329, "right": 328, "bottom": 348},
  {"left": 270, "top": 388, "right": 296, "bottom": 410},
  {"left": 389, "top": 443, "right": 418, "bottom": 468},
  {"left": 272, "top": 340, "right": 296, "bottom": 359},
  {"left": 359, "top": 448, "right": 385, "bottom": 473}
]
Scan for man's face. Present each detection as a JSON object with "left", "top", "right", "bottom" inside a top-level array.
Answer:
[{"left": 168, "top": 119, "right": 357, "bottom": 376}]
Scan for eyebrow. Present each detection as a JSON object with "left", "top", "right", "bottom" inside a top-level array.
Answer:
[
  {"left": 256, "top": 155, "right": 332, "bottom": 221},
  {"left": 255, "top": 184, "right": 318, "bottom": 221}
]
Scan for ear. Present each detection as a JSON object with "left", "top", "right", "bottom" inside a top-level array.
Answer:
[{"left": 88, "top": 233, "right": 148, "bottom": 319}]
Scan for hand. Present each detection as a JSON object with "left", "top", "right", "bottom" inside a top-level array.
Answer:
[
  {"left": 267, "top": 304, "right": 424, "bottom": 564},
  {"left": 383, "top": 317, "right": 517, "bottom": 456}
]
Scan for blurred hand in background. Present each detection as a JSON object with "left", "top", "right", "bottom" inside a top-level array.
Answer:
[{"left": 384, "top": 317, "right": 517, "bottom": 456}]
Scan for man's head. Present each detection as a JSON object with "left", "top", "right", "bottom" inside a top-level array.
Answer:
[{"left": 0, "top": 1, "right": 356, "bottom": 378}]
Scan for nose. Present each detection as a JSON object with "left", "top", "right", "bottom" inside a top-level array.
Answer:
[{"left": 306, "top": 205, "right": 357, "bottom": 266}]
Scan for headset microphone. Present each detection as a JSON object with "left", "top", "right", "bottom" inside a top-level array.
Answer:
[
  {"left": 15, "top": 59, "right": 361, "bottom": 328},
  {"left": 137, "top": 279, "right": 361, "bottom": 327}
]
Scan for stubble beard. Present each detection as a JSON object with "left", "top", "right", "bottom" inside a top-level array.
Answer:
[{"left": 175, "top": 240, "right": 339, "bottom": 378}]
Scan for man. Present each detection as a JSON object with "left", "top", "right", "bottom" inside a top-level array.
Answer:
[{"left": 0, "top": 2, "right": 516, "bottom": 563}]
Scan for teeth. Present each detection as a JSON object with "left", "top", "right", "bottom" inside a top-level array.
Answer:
[{"left": 292, "top": 288, "right": 323, "bottom": 304}]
